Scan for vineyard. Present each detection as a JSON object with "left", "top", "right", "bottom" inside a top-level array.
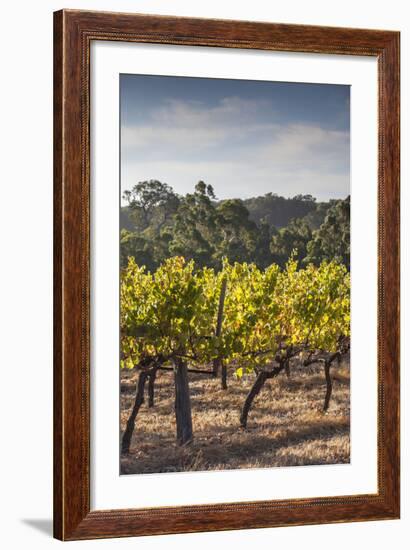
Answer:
[{"left": 120, "top": 255, "right": 350, "bottom": 473}]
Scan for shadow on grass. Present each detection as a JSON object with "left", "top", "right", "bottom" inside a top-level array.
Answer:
[{"left": 121, "top": 417, "right": 350, "bottom": 475}]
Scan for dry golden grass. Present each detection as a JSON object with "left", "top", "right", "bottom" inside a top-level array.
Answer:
[{"left": 120, "top": 360, "right": 350, "bottom": 475}]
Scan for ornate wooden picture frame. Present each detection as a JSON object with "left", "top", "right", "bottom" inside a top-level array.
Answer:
[{"left": 54, "top": 9, "right": 400, "bottom": 541}]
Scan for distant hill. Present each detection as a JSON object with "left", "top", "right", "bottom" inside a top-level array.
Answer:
[
  {"left": 243, "top": 193, "right": 323, "bottom": 229},
  {"left": 121, "top": 193, "right": 332, "bottom": 232}
]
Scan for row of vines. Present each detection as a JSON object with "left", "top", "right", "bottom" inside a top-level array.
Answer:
[{"left": 120, "top": 256, "right": 350, "bottom": 453}]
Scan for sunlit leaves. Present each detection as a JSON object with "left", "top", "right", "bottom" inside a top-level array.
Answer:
[{"left": 120, "top": 256, "right": 350, "bottom": 373}]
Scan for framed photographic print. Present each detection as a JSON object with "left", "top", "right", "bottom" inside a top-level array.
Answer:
[{"left": 54, "top": 9, "right": 400, "bottom": 541}]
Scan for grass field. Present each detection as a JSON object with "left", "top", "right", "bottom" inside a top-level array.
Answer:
[{"left": 120, "top": 359, "right": 350, "bottom": 475}]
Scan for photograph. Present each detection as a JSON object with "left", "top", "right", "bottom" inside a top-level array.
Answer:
[
  {"left": 119, "top": 74, "right": 351, "bottom": 475},
  {"left": 48, "top": 6, "right": 400, "bottom": 542}
]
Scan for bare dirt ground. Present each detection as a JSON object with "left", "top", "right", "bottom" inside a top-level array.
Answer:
[{"left": 120, "top": 360, "right": 350, "bottom": 475}]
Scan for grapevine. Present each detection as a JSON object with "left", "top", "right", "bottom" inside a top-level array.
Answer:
[{"left": 120, "top": 256, "right": 350, "bottom": 449}]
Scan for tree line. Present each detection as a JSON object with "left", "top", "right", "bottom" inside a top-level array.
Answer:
[{"left": 120, "top": 180, "right": 350, "bottom": 273}]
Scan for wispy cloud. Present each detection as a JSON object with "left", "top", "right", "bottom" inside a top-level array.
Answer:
[
  {"left": 121, "top": 94, "right": 349, "bottom": 201},
  {"left": 122, "top": 97, "right": 275, "bottom": 151},
  {"left": 153, "top": 96, "right": 272, "bottom": 125}
]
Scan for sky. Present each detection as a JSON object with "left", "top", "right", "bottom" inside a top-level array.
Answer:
[{"left": 120, "top": 74, "right": 350, "bottom": 202}]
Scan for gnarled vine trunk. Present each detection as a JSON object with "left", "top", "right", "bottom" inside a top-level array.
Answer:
[
  {"left": 148, "top": 367, "right": 157, "bottom": 408},
  {"left": 240, "top": 371, "right": 268, "bottom": 428},
  {"left": 174, "top": 359, "right": 193, "bottom": 445},
  {"left": 121, "top": 370, "right": 148, "bottom": 454},
  {"left": 323, "top": 353, "right": 340, "bottom": 411},
  {"left": 323, "top": 361, "right": 332, "bottom": 411},
  {"left": 221, "top": 361, "right": 227, "bottom": 390},
  {"left": 240, "top": 363, "right": 285, "bottom": 428}
]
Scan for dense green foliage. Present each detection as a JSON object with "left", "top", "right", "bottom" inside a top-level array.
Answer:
[
  {"left": 120, "top": 180, "right": 350, "bottom": 271},
  {"left": 121, "top": 256, "right": 350, "bottom": 376},
  {"left": 305, "top": 196, "right": 350, "bottom": 268},
  {"left": 270, "top": 218, "right": 312, "bottom": 267}
]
